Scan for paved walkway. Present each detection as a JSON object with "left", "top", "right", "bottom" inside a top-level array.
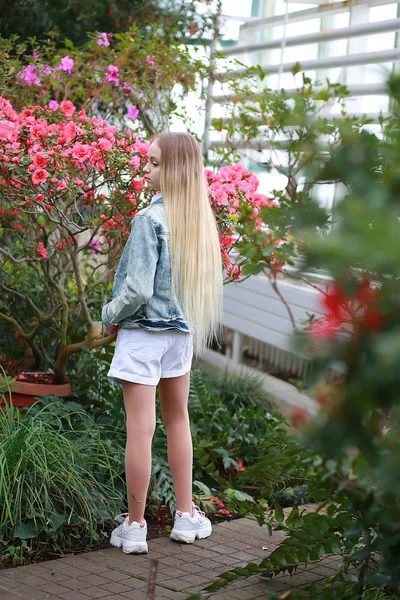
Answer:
[{"left": 0, "top": 515, "right": 340, "bottom": 600}]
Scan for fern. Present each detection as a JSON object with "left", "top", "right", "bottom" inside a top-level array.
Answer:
[{"left": 203, "top": 509, "right": 354, "bottom": 594}]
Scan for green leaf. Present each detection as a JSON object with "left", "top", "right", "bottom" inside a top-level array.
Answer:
[
  {"left": 13, "top": 520, "right": 37, "bottom": 540},
  {"left": 241, "top": 263, "right": 264, "bottom": 276},
  {"left": 273, "top": 501, "right": 284, "bottom": 525}
]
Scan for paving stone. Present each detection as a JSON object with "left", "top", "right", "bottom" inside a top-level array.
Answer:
[
  {"left": 57, "top": 560, "right": 109, "bottom": 574},
  {"left": 0, "top": 581, "right": 48, "bottom": 599},
  {"left": 210, "top": 554, "right": 244, "bottom": 567},
  {"left": 110, "top": 577, "right": 147, "bottom": 590},
  {"left": 2, "top": 566, "right": 51, "bottom": 580},
  {"left": 74, "top": 575, "right": 112, "bottom": 588},
  {"left": 111, "top": 564, "right": 149, "bottom": 577},
  {"left": 39, "top": 561, "right": 70, "bottom": 572},
  {"left": 156, "top": 556, "right": 190, "bottom": 569},
  {"left": 53, "top": 579, "right": 92, "bottom": 592},
  {"left": 69, "top": 587, "right": 110, "bottom": 599},
  {"left": 56, "top": 593, "right": 96, "bottom": 600},
  {"left": 0, "top": 517, "right": 342, "bottom": 600},
  {"left": 178, "top": 573, "right": 216, "bottom": 587},
  {"left": 36, "top": 583, "right": 73, "bottom": 595},
  {"left": 86, "top": 568, "right": 131, "bottom": 583},
  {"left": 0, "top": 592, "right": 28, "bottom": 600},
  {"left": 209, "top": 594, "right": 239, "bottom": 600},
  {"left": 204, "top": 544, "right": 236, "bottom": 555},
  {"left": 90, "top": 596, "right": 128, "bottom": 600},
  {"left": 121, "top": 591, "right": 148, "bottom": 600},
  {"left": 102, "top": 581, "right": 138, "bottom": 594},
  {"left": 230, "top": 586, "right": 270, "bottom": 600},
  {"left": 309, "top": 564, "right": 338, "bottom": 577},
  {"left": 157, "top": 578, "right": 192, "bottom": 591}
]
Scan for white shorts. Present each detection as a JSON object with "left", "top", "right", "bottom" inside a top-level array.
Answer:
[{"left": 107, "top": 327, "right": 193, "bottom": 386}]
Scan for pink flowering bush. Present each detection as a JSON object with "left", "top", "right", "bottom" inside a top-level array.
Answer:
[
  {"left": 0, "top": 96, "right": 280, "bottom": 384},
  {"left": 0, "top": 96, "right": 154, "bottom": 383},
  {"left": 0, "top": 27, "right": 208, "bottom": 135},
  {"left": 206, "top": 163, "right": 296, "bottom": 286}
]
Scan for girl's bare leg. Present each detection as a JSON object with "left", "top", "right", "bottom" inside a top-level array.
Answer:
[
  {"left": 122, "top": 381, "right": 157, "bottom": 525},
  {"left": 158, "top": 371, "right": 193, "bottom": 514}
]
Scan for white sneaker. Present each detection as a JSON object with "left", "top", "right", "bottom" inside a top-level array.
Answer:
[
  {"left": 110, "top": 512, "right": 148, "bottom": 554},
  {"left": 170, "top": 503, "right": 212, "bottom": 543}
]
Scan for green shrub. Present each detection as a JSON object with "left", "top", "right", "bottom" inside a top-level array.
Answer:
[{"left": 0, "top": 393, "right": 126, "bottom": 567}]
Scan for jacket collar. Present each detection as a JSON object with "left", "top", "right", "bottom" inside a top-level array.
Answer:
[{"left": 150, "top": 193, "right": 163, "bottom": 206}]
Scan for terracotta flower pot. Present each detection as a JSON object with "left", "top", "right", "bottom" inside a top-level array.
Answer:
[{"left": 1, "top": 374, "right": 72, "bottom": 412}]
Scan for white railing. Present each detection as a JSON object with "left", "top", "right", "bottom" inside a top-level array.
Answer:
[{"left": 204, "top": 1, "right": 396, "bottom": 377}]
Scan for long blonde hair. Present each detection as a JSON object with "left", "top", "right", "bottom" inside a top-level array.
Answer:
[{"left": 155, "top": 132, "right": 223, "bottom": 357}]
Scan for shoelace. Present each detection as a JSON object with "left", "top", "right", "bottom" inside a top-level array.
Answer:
[
  {"left": 114, "top": 512, "right": 129, "bottom": 522},
  {"left": 192, "top": 503, "right": 206, "bottom": 518},
  {"left": 177, "top": 503, "right": 206, "bottom": 519}
]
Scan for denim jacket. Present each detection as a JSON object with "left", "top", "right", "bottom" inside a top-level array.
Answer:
[{"left": 101, "top": 193, "right": 189, "bottom": 332}]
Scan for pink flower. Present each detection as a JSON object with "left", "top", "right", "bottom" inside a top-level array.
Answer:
[
  {"left": 89, "top": 149, "right": 102, "bottom": 167},
  {"left": 97, "top": 137, "right": 112, "bottom": 151},
  {"left": 146, "top": 55, "right": 156, "bottom": 67},
  {"left": 226, "top": 265, "right": 241, "bottom": 280},
  {"left": 127, "top": 105, "right": 139, "bottom": 120},
  {"left": 60, "top": 56, "right": 74, "bottom": 74},
  {"left": 0, "top": 121, "right": 18, "bottom": 142},
  {"left": 71, "top": 143, "right": 91, "bottom": 162},
  {"left": 220, "top": 164, "right": 246, "bottom": 182},
  {"left": 41, "top": 64, "right": 52, "bottom": 75},
  {"left": 123, "top": 82, "right": 132, "bottom": 93},
  {"left": 17, "top": 65, "right": 41, "bottom": 86},
  {"left": 129, "top": 156, "right": 140, "bottom": 170},
  {"left": 133, "top": 141, "right": 149, "bottom": 156},
  {"left": 87, "top": 238, "right": 101, "bottom": 253},
  {"left": 48, "top": 100, "right": 59, "bottom": 111},
  {"left": 60, "top": 100, "right": 76, "bottom": 117},
  {"left": 0, "top": 98, "right": 18, "bottom": 121},
  {"left": 36, "top": 194, "right": 44, "bottom": 202},
  {"left": 37, "top": 242, "right": 48, "bottom": 259},
  {"left": 33, "top": 153, "right": 48, "bottom": 168},
  {"left": 57, "top": 180, "right": 67, "bottom": 190},
  {"left": 214, "top": 189, "right": 229, "bottom": 206},
  {"left": 104, "top": 65, "right": 120, "bottom": 86},
  {"left": 217, "top": 508, "right": 232, "bottom": 517},
  {"left": 74, "top": 177, "right": 84, "bottom": 187},
  {"left": 32, "top": 168, "right": 49, "bottom": 185},
  {"left": 58, "top": 121, "right": 77, "bottom": 144},
  {"left": 97, "top": 32, "right": 110, "bottom": 46}
]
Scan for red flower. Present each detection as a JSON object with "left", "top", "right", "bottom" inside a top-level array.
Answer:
[
  {"left": 60, "top": 100, "right": 76, "bottom": 117},
  {"left": 37, "top": 242, "right": 48, "bottom": 259},
  {"left": 236, "top": 458, "right": 246, "bottom": 472},
  {"left": 218, "top": 508, "right": 232, "bottom": 517},
  {"left": 32, "top": 168, "right": 49, "bottom": 185},
  {"left": 322, "top": 283, "right": 346, "bottom": 320},
  {"left": 291, "top": 407, "right": 309, "bottom": 429},
  {"left": 33, "top": 153, "right": 48, "bottom": 168}
]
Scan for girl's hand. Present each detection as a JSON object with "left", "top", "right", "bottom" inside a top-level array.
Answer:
[{"left": 104, "top": 324, "right": 119, "bottom": 336}]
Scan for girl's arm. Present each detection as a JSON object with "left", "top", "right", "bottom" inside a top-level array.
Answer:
[{"left": 102, "top": 215, "right": 159, "bottom": 327}]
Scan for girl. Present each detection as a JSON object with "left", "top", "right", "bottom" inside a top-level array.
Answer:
[{"left": 102, "top": 132, "right": 223, "bottom": 554}]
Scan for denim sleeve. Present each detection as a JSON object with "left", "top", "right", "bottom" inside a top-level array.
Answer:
[{"left": 101, "top": 215, "right": 159, "bottom": 327}]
